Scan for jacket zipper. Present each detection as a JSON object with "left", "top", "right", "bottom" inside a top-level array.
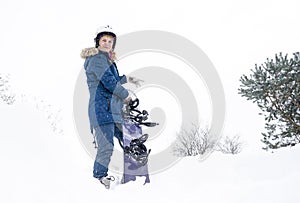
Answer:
[{"left": 106, "top": 98, "right": 110, "bottom": 111}]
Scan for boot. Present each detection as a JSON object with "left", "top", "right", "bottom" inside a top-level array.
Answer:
[{"left": 99, "top": 176, "right": 115, "bottom": 189}]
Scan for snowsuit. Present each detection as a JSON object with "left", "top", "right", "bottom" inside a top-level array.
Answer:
[{"left": 81, "top": 47, "right": 129, "bottom": 178}]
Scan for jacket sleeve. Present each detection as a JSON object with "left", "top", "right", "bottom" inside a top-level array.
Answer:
[
  {"left": 113, "top": 62, "right": 127, "bottom": 84},
  {"left": 89, "top": 54, "right": 129, "bottom": 99},
  {"left": 119, "top": 75, "right": 127, "bottom": 84}
]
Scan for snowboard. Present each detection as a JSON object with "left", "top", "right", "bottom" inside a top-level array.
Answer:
[
  {"left": 122, "top": 121, "right": 150, "bottom": 184},
  {"left": 121, "top": 98, "right": 158, "bottom": 185}
]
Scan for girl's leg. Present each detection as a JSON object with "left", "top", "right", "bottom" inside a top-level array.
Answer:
[{"left": 93, "top": 123, "right": 115, "bottom": 179}]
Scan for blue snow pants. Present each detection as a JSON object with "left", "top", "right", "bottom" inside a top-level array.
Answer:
[{"left": 93, "top": 123, "right": 123, "bottom": 179}]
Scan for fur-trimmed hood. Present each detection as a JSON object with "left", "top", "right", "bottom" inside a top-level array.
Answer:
[
  {"left": 80, "top": 47, "right": 99, "bottom": 59},
  {"left": 80, "top": 47, "right": 117, "bottom": 61}
]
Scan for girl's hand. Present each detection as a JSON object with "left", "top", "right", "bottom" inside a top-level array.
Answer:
[
  {"left": 124, "top": 96, "right": 132, "bottom": 104},
  {"left": 128, "top": 76, "right": 144, "bottom": 87}
]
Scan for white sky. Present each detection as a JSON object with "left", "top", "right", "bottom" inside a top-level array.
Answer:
[{"left": 1, "top": 0, "right": 300, "bottom": 202}]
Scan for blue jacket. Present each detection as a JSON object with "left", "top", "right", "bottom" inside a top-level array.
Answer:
[{"left": 81, "top": 47, "right": 129, "bottom": 128}]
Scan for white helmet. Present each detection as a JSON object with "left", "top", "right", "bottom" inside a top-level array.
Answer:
[
  {"left": 95, "top": 25, "right": 116, "bottom": 37},
  {"left": 94, "top": 25, "right": 117, "bottom": 49}
]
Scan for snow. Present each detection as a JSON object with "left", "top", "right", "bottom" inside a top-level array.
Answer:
[
  {"left": 1, "top": 0, "right": 300, "bottom": 202},
  {"left": 1, "top": 101, "right": 300, "bottom": 203}
]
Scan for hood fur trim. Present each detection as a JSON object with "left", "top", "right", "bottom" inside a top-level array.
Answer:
[{"left": 80, "top": 47, "right": 99, "bottom": 59}]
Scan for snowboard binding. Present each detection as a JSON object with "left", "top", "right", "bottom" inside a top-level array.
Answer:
[
  {"left": 123, "top": 98, "right": 159, "bottom": 127},
  {"left": 124, "top": 134, "right": 151, "bottom": 166},
  {"left": 121, "top": 98, "right": 158, "bottom": 166}
]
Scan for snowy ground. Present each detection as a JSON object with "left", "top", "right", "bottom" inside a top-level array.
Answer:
[
  {"left": 1, "top": 101, "right": 300, "bottom": 203},
  {"left": 1, "top": 0, "right": 300, "bottom": 202}
]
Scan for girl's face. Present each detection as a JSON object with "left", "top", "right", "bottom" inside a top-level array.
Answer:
[{"left": 98, "top": 35, "right": 114, "bottom": 53}]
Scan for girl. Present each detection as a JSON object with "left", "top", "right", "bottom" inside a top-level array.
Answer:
[{"left": 81, "top": 25, "right": 140, "bottom": 188}]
